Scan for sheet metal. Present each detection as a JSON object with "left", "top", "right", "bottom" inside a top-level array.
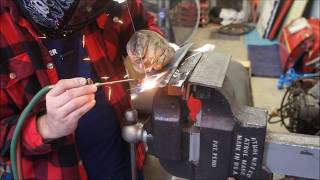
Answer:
[
  {"left": 168, "top": 52, "right": 203, "bottom": 87},
  {"left": 159, "top": 43, "right": 193, "bottom": 87},
  {"left": 132, "top": 43, "right": 192, "bottom": 94}
]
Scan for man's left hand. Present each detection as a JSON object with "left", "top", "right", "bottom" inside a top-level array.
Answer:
[{"left": 126, "top": 30, "right": 175, "bottom": 73}]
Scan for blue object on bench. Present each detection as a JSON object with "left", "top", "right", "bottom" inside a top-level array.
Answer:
[
  {"left": 277, "top": 68, "right": 319, "bottom": 89},
  {"left": 248, "top": 44, "right": 282, "bottom": 77}
]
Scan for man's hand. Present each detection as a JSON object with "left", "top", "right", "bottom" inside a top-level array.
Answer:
[
  {"left": 127, "top": 30, "right": 175, "bottom": 73},
  {"left": 37, "top": 78, "right": 97, "bottom": 140}
]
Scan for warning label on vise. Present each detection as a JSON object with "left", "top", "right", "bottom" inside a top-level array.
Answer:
[
  {"left": 211, "top": 140, "right": 219, "bottom": 168},
  {"left": 231, "top": 134, "right": 260, "bottom": 178}
]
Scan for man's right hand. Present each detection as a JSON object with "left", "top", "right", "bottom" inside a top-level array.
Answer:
[{"left": 37, "top": 78, "right": 97, "bottom": 140}]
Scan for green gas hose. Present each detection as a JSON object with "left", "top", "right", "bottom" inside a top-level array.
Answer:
[
  {"left": 9, "top": 77, "right": 126, "bottom": 179},
  {"left": 10, "top": 85, "right": 53, "bottom": 180}
]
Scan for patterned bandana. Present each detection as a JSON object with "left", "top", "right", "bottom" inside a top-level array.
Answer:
[
  {"left": 21, "top": 0, "right": 75, "bottom": 30},
  {"left": 16, "top": 0, "right": 123, "bottom": 38}
]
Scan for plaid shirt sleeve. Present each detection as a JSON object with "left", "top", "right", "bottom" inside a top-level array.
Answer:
[{"left": 0, "top": 13, "right": 52, "bottom": 158}]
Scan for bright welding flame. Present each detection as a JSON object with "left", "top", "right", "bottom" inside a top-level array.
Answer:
[
  {"left": 138, "top": 71, "right": 168, "bottom": 92},
  {"left": 141, "top": 79, "right": 157, "bottom": 91}
]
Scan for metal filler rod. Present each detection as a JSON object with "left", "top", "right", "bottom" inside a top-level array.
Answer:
[
  {"left": 93, "top": 79, "right": 136, "bottom": 87},
  {"left": 45, "top": 78, "right": 137, "bottom": 90}
]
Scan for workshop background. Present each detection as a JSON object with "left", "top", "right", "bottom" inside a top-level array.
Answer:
[
  {"left": 140, "top": 0, "right": 320, "bottom": 179},
  {"left": 192, "top": 0, "right": 320, "bottom": 133}
]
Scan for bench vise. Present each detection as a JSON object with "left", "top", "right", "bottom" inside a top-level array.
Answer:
[{"left": 123, "top": 50, "right": 320, "bottom": 180}]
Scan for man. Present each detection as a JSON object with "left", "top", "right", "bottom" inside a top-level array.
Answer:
[{"left": 0, "top": 0, "right": 175, "bottom": 179}]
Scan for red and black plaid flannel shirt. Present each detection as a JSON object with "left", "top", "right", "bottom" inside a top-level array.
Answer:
[{"left": 0, "top": 0, "right": 161, "bottom": 179}]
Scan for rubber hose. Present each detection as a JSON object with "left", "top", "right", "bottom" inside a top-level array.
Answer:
[{"left": 10, "top": 85, "right": 53, "bottom": 180}]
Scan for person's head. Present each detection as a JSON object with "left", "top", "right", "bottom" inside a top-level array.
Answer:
[{"left": 14, "top": 0, "right": 124, "bottom": 39}]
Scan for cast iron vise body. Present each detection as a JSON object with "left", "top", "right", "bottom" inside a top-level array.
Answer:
[{"left": 146, "top": 51, "right": 270, "bottom": 179}]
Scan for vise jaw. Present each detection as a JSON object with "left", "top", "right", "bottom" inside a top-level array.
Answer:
[{"left": 146, "top": 51, "right": 271, "bottom": 179}]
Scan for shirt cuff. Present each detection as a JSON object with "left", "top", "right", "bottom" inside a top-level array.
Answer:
[{"left": 22, "top": 115, "right": 52, "bottom": 155}]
